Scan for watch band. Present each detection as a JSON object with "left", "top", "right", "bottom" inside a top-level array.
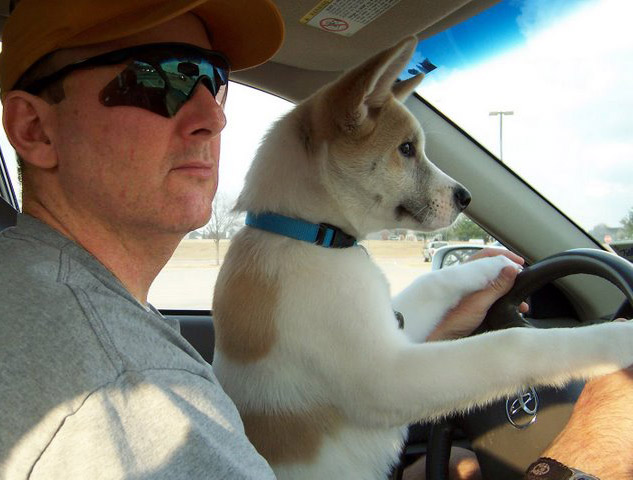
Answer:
[{"left": 526, "top": 457, "right": 600, "bottom": 480}]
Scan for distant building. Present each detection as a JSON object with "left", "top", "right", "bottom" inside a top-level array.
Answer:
[{"left": 588, "top": 224, "right": 624, "bottom": 243}]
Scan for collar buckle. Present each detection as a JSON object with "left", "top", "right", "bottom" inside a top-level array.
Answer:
[{"left": 316, "top": 223, "right": 357, "bottom": 248}]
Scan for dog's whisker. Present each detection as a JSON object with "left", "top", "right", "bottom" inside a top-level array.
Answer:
[
  {"left": 412, "top": 204, "right": 429, "bottom": 221},
  {"left": 414, "top": 204, "right": 429, "bottom": 217}
]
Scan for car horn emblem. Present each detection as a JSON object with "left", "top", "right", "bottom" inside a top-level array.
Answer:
[{"left": 505, "top": 386, "right": 539, "bottom": 429}]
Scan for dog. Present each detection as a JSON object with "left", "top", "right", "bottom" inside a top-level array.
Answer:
[{"left": 212, "top": 37, "right": 633, "bottom": 479}]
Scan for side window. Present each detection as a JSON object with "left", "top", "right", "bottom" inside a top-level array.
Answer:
[
  {"left": 150, "top": 85, "right": 505, "bottom": 311},
  {"left": 149, "top": 84, "right": 502, "bottom": 311},
  {"left": 149, "top": 83, "right": 294, "bottom": 310},
  {"left": 0, "top": 106, "right": 20, "bottom": 208}
]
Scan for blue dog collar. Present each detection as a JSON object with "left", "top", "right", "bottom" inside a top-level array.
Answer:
[{"left": 245, "top": 212, "right": 358, "bottom": 248}]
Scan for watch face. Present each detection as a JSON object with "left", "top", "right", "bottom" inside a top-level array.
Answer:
[
  {"left": 526, "top": 459, "right": 599, "bottom": 480},
  {"left": 530, "top": 462, "right": 553, "bottom": 475},
  {"left": 526, "top": 458, "right": 574, "bottom": 480}
]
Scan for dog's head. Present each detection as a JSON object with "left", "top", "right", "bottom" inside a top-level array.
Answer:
[
  {"left": 307, "top": 37, "right": 470, "bottom": 235},
  {"left": 237, "top": 37, "right": 470, "bottom": 238}
]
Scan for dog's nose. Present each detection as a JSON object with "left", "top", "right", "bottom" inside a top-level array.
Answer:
[{"left": 453, "top": 187, "right": 472, "bottom": 211}]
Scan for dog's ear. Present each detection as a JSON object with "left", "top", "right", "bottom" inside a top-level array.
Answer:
[
  {"left": 362, "top": 36, "right": 418, "bottom": 108},
  {"left": 327, "top": 36, "right": 418, "bottom": 133},
  {"left": 392, "top": 74, "right": 424, "bottom": 102}
]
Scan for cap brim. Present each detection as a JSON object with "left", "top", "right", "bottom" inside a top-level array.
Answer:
[
  {"left": 1, "top": 0, "right": 285, "bottom": 94},
  {"left": 194, "top": 0, "right": 285, "bottom": 71},
  {"left": 66, "top": 0, "right": 285, "bottom": 71}
]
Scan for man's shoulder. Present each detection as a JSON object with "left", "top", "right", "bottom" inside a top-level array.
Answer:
[
  {"left": 1, "top": 221, "right": 63, "bottom": 274},
  {"left": 0, "top": 228, "right": 120, "bottom": 399},
  {"left": 0, "top": 223, "right": 86, "bottom": 323},
  {"left": 0, "top": 220, "right": 131, "bottom": 405}
]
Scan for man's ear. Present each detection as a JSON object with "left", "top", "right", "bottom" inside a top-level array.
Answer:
[{"left": 2, "top": 91, "right": 58, "bottom": 169}]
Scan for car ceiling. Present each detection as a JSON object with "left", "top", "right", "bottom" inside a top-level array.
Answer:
[
  {"left": 0, "top": 0, "right": 500, "bottom": 103},
  {"left": 236, "top": 0, "right": 500, "bottom": 102}
]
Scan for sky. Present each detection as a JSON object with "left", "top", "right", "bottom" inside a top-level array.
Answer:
[
  {"left": 2, "top": 0, "right": 631, "bottom": 235},
  {"left": 404, "top": 0, "right": 593, "bottom": 77},
  {"left": 406, "top": 0, "right": 633, "bottom": 232}
]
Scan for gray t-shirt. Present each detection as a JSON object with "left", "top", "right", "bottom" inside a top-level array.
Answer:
[{"left": 0, "top": 214, "right": 275, "bottom": 479}]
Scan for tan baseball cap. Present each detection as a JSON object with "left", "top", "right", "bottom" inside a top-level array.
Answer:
[{"left": 0, "top": 0, "right": 285, "bottom": 95}]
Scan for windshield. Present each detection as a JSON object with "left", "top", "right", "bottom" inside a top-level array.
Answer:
[{"left": 403, "top": 0, "right": 633, "bottom": 246}]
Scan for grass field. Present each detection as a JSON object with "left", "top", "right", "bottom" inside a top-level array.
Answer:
[
  {"left": 150, "top": 239, "right": 433, "bottom": 309},
  {"left": 167, "top": 239, "right": 428, "bottom": 267}
]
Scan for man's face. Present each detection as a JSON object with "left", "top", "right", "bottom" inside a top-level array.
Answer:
[{"left": 48, "top": 14, "right": 225, "bottom": 236}]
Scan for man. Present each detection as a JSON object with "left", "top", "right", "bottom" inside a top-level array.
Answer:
[
  {"left": 0, "top": 1, "right": 283, "bottom": 478},
  {"left": 0, "top": 1, "right": 628, "bottom": 479}
]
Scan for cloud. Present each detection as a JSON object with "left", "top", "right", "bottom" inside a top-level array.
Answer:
[
  {"left": 420, "top": 0, "right": 633, "bottom": 229},
  {"left": 515, "top": 0, "right": 592, "bottom": 37}
]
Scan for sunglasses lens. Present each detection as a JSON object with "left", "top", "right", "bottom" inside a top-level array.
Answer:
[
  {"left": 101, "top": 61, "right": 171, "bottom": 117},
  {"left": 100, "top": 49, "right": 229, "bottom": 118}
]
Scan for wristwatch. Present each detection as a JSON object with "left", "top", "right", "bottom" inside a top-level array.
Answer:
[{"left": 526, "top": 458, "right": 600, "bottom": 480}]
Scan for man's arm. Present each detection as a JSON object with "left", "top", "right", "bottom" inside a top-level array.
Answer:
[{"left": 536, "top": 365, "right": 633, "bottom": 479}]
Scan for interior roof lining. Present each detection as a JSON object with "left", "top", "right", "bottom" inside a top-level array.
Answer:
[{"left": 234, "top": 0, "right": 501, "bottom": 102}]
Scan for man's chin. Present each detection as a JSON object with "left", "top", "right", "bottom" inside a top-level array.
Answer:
[{"left": 157, "top": 208, "right": 212, "bottom": 238}]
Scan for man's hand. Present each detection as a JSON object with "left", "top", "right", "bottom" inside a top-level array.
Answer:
[{"left": 427, "top": 248, "right": 527, "bottom": 341}]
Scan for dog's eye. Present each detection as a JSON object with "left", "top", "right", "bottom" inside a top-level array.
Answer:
[{"left": 398, "top": 142, "right": 416, "bottom": 158}]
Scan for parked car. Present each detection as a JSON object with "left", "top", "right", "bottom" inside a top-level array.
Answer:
[
  {"left": 610, "top": 240, "right": 633, "bottom": 263},
  {"left": 1, "top": 0, "right": 632, "bottom": 479},
  {"left": 430, "top": 243, "right": 483, "bottom": 269},
  {"left": 422, "top": 240, "right": 448, "bottom": 262},
  {"left": 431, "top": 242, "right": 508, "bottom": 270}
]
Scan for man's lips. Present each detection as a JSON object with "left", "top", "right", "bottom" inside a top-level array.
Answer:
[{"left": 171, "top": 163, "right": 215, "bottom": 179}]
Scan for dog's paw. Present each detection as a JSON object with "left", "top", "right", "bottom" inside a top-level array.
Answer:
[{"left": 456, "top": 255, "right": 519, "bottom": 291}]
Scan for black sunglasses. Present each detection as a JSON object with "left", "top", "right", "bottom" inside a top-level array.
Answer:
[{"left": 21, "top": 43, "right": 230, "bottom": 118}]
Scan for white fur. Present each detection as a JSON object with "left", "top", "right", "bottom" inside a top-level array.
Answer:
[{"left": 212, "top": 37, "right": 633, "bottom": 479}]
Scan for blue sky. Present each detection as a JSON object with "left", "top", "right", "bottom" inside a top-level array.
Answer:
[
  {"left": 409, "top": 0, "right": 633, "bottom": 232},
  {"left": 402, "top": 0, "right": 592, "bottom": 80}
]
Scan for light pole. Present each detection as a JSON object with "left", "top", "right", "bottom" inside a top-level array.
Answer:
[{"left": 489, "top": 111, "right": 513, "bottom": 161}]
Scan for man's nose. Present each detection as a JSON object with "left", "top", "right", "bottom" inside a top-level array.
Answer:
[{"left": 182, "top": 81, "right": 227, "bottom": 136}]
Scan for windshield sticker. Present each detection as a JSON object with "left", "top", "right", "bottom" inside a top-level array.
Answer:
[
  {"left": 399, "top": 55, "right": 437, "bottom": 81},
  {"left": 300, "top": 0, "right": 402, "bottom": 37}
]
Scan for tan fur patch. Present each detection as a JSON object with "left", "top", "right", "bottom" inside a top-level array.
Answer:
[
  {"left": 213, "top": 263, "right": 279, "bottom": 363},
  {"left": 242, "top": 407, "right": 343, "bottom": 465},
  {"left": 330, "top": 98, "right": 416, "bottom": 172}
]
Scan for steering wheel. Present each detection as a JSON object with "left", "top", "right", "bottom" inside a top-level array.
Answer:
[{"left": 425, "top": 248, "right": 633, "bottom": 480}]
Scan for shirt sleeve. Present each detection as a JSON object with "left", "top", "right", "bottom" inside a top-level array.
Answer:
[{"left": 30, "top": 369, "right": 276, "bottom": 480}]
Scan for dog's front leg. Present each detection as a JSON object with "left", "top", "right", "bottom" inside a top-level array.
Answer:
[
  {"left": 332, "top": 320, "right": 633, "bottom": 428},
  {"left": 392, "top": 256, "right": 518, "bottom": 342}
]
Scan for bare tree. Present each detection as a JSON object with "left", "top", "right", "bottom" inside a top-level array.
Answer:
[
  {"left": 622, "top": 207, "right": 633, "bottom": 240},
  {"left": 202, "top": 193, "right": 242, "bottom": 265}
]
